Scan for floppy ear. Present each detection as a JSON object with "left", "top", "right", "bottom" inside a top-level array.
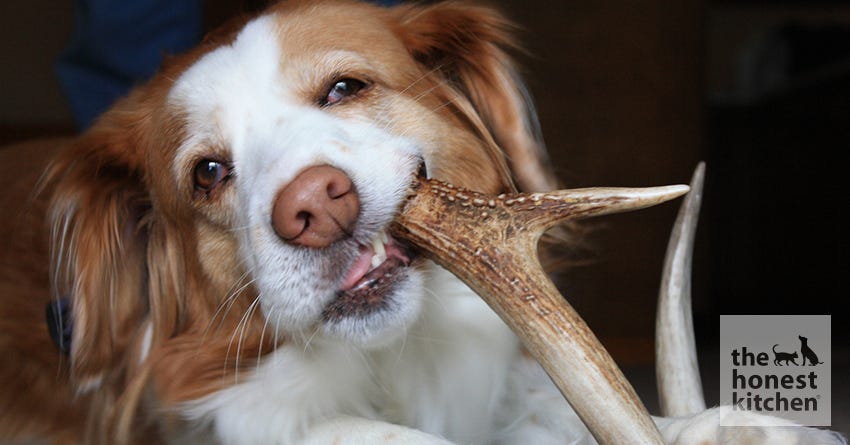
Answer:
[
  {"left": 393, "top": 2, "right": 557, "bottom": 192},
  {"left": 47, "top": 105, "right": 153, "bottom": 391}
]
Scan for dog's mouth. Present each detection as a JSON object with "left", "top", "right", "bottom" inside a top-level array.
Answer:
[{"left": 322, "top": 230, "right": 416, "bottom": 322}]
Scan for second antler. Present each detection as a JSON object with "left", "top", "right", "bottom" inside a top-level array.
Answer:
[{"left": 390, "top": 178, "right": 689, "bottom": 445}]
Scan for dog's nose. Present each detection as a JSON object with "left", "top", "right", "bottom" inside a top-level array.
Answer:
[{"left": 272, "top": 165, "right": 360, "bottom": 248}]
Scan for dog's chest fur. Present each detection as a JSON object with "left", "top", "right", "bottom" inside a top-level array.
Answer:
[{"left": 183, "top": 267, "right": 519, "bottom": 444}]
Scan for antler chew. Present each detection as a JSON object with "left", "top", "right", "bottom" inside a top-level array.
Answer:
[
  {"left": 656, "top": 162, "right": 707, "bottom": 417},
  {"left": 390, "top": 178, "right": 689, "bottom": 445}
]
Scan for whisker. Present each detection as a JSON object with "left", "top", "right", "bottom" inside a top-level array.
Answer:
[
  {"left": 273, "top": 310, "right": 283, "bottom": 354},
  {"left": 227, "top": 222, "right": 262, "bottom": 233},
  {"left": 223, "top": 293, "right": 262, "bottom": 384},
  {"left": 397, "top": 64, "right": 444, "bottom": 97},
  {"left": 370, "top": 79, "right": 450, "bottom": 140},
  {"left": 421, "top": 284, "right": 451, "bottom": 314},
  {"left": 256, "top": 305, "right": 274, "bottom": 371},
  {"left": 204, "top": 269, "right": 256, "bottom": 337},
  {"left": 409, "top": 80, "right": 446, "bottom": 105},
  {"left": 302, "top": 325, "right": 321, "bottom": 354},
  {"left": 349, "top": 346, "right": 391, "bottom": 397},
  {"left": 428, "top": 100, "right": 454, "bottom": 115},
  {"left": 371, "top": 75, "right": 449, "bottom": 137},
  {"left": 393, "top": 319, "right": 410, "bottom": 368},
  {"left": 234, "top": 295, "right": 263, "bottom": 383}
]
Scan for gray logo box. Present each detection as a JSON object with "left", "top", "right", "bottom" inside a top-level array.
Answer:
[{"left": 719, "top": 315, "right": 831, "bottom": 426}]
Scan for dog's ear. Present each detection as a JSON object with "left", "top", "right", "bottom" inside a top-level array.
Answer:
[
  {"left": 393, "top": 2, "right": 557, "bottom": 192},
  {"left": 46, "top": 97, "right": 154, "bottom": 391}
]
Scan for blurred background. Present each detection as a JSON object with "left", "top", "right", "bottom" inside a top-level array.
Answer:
[{"left": 0, "top": 0, "right": 847, "bottom": 434}]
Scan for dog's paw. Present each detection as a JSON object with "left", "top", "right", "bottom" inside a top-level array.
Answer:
[{"left": 659, "top": 407, "right": 847, "bottom": 445}]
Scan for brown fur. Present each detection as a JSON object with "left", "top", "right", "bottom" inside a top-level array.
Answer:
[{"left": 0, "top": 1, "right": 556, "bottom": 443}]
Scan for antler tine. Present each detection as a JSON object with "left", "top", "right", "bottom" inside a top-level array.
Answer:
[
  {"left": 391, "top": 177, "right": 689, "bottom": 445},
  {"left": 503, "top": 185, "right": 690, "bottom": 234},
  {"left": 656, "top": 162, "right": 707, "bottom": 417}
]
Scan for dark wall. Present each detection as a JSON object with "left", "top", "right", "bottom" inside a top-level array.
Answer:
[
  {"left": 488, "top": 0, "right": 849, "bottom": 363},
  {"left": 490, "top": 0, "right": 704, "bottom": 362}
]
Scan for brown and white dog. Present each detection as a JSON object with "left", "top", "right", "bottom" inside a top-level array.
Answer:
[{"left": 0, "top": 1, "right": 844, "bottom": 444}]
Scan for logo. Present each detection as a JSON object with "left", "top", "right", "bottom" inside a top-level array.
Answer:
[{"left": 720, "top": 315, "right": 831, "bottom": 426}]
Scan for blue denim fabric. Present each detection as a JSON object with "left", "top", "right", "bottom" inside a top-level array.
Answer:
[
  {"left": 56, "top": 0, "right": 400, "bottom": 130},
  {"left": 56, "top": 0, "right": 202, "bottom": 129}
]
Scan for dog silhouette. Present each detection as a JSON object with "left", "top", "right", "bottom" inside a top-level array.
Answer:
[
  {"left": 799, "top": 335, "right": 824, "bottom": 365},
  {"left": 772, "top": 344, "right": 798, "bottom": 366}
]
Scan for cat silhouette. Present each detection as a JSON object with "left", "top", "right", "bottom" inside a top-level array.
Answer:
[
  {"left": 799, "top": 335, "right": 824, "bottom": 365},
  {"left": 772, "top": 344, "right": 798, "bottom": 366}
]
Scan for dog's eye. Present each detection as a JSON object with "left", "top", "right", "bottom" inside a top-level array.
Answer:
[
  {"left": 322, "top": 78, "right": 367, "bottom": 106},
  {"left": 193, "top": 160, "right": 231, "bottom": 193}
]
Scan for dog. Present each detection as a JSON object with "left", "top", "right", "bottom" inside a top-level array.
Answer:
[
  {"left": 0, "top": 1, "right": 845, "bottom": 444},
  {"left": 799, "top": 335, "right": 824, "bottom": 366}
]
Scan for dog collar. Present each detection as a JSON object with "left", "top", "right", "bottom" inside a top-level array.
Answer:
[{"left": 46, "top": 296, "right": 72, "bottom": 354}]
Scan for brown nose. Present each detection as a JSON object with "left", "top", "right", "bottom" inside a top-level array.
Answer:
[{"left": 272, "top": 165, "right": 360, "bottom": 248}]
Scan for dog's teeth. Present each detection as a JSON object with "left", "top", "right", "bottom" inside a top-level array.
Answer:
[
  {"left": 379, "top": 230, "right": 389, "bottom": 244},
  {"left": 370, "top": 233, "right": 387, "bottom": 268},
  {"left": 372, "top": 235, "right": 386, "bottom": 258}
]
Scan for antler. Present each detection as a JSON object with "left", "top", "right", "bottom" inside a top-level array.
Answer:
[
  {"left": 656, "top": 162, "right": 707, "bottom": 417},
  {"left": 390, "top": 178, "right": 689, "bottom": 445}
]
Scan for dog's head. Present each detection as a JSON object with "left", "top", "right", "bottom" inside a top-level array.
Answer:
[{"left": 47, "top": 0, "right": 556, "bottom": 394}]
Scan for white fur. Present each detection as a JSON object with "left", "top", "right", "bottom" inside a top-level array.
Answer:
[
  {"left": 138, "top": 321, "right": 153, "bottom": 364},
  {"left": 183, "top": 266, "right": 520, "bottom": 444}
]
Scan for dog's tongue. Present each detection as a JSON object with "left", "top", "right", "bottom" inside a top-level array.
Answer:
[
  {"left": 340, "top": 244, "right": 375, "bottom": 291},
  {"left": 339, "top": 238, "right": 412, "bottom": 291}
]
